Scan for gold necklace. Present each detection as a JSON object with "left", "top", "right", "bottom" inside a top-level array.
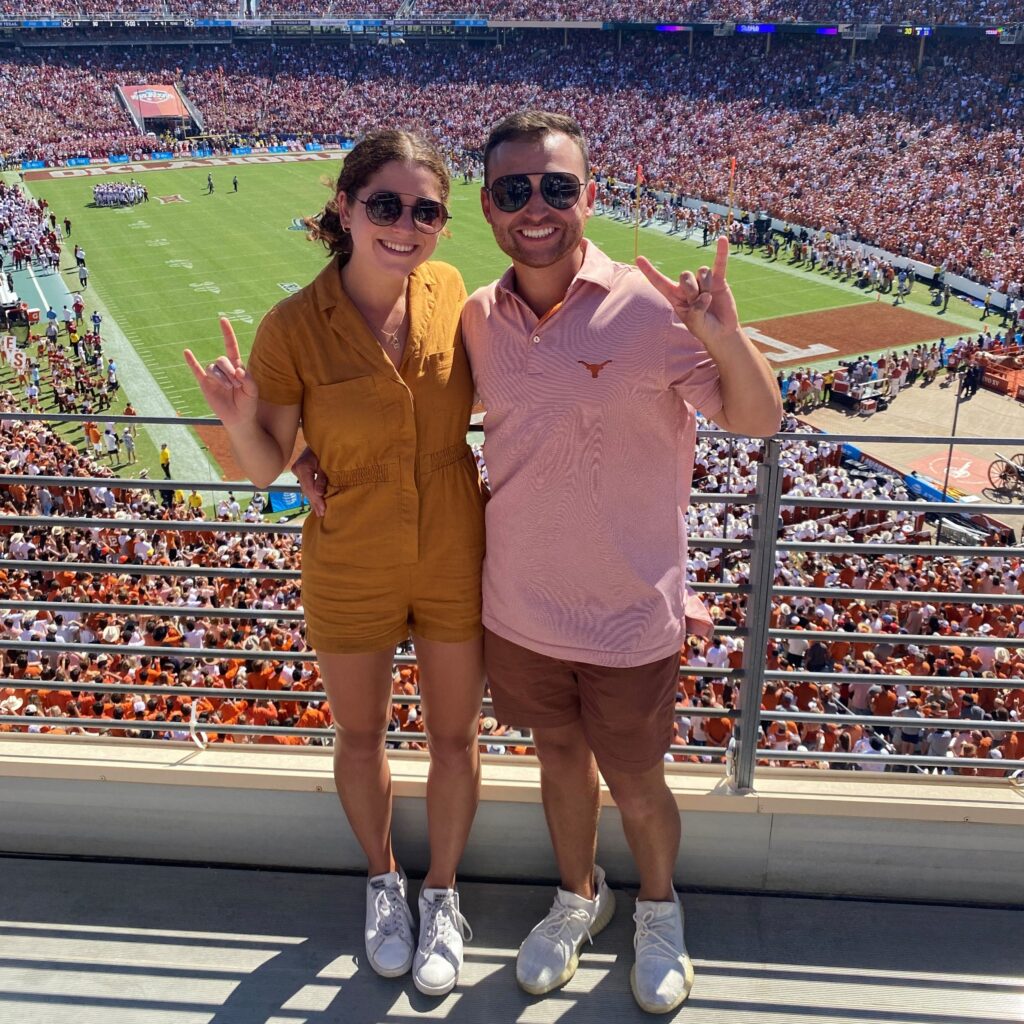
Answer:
[{"left": 377, "top": 305, "right": 407, "bottom": 352}]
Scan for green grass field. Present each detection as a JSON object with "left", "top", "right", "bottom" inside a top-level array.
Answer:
[{"left": 24, "top": 158, "right": 882, "bottom": 421}]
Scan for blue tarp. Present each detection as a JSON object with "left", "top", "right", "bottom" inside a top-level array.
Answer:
[{"left": 268, "top": 491, "right": 306, "bottom": 513}]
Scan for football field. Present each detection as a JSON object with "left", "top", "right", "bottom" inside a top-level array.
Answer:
[
  {"left": 24, "top": 154, "right": 901, "bottom": 418},
  {"left": 14, "top": 152, "right": 967, "bottom": 483}
]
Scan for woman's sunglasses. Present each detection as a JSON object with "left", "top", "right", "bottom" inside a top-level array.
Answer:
[
  {"left": 355, "top": 191, "right": 450, "bottom": 234},
  {"left": 484, "top": 172, "right": 584, "bottom": 214}
]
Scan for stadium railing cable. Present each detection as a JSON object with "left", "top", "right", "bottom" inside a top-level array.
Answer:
[{"left": 3, "top": 419, "right": 1024, "bottom": 775}]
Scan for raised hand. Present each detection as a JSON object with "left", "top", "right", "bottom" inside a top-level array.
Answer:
[
  {"left": 636, "top": 235, "right": 742, "bottom": 348},
  {"left": 184, "top": 317, "right": 259, "bottom": 430},
  {"left": 292, "top": 445, "right": 327, "bottom": 518}
]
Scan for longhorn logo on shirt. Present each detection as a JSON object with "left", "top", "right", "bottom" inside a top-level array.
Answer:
[{"left": 578, "top": 359, "right": 612, "bottom": 378}]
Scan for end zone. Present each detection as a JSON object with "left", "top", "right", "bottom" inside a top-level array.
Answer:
[{"left": 745, "top": 302, "right": 956, "bottom": 367}]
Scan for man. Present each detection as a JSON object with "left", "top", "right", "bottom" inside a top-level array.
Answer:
[
  {"left": 464, "top": 112, "right": 780, "bottom": 1014},
  {"left": 90, "top": 310, "right": 102, "bottom": 336},
  {"left": 207, "top": 173, "right": 215, "bottom": 195},
  {"left": 159, "top": 443, "right": 171, "bottom": 479},
  {"left": 232, "top": 175, "right": 239, "bottom": 193},
  {"left": 78, "top": 263, "right": 88, "bottom": 289}
]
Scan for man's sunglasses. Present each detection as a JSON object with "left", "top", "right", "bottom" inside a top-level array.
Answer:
[
  {"left": 484, "top": 172, "right": 584, "bottom": 213},
  {"left": 355, "top": 191, "right": 450, "bottom": 234}
]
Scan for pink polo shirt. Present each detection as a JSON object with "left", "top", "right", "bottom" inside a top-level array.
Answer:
[{"left": 463, "top": 240, "right": 722, "bottom": 668}]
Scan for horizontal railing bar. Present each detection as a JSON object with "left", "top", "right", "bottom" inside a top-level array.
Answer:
[
  {"left": 772, "top": 587, "right": 1024, "bottom": 605},
  {"left": 757, "top": 710, "right": 1024, "bottom": 731},
  {"left": 0, "top": 474, "right": 298, "bottom": 494},
  {"left": 0, "top": 559, "right": 299, "bottom": 579},
  {"left": 0, "top": 515, "right": 302, "bottom": 534},
  {"left": 0, "top": 717, "right": 725, "bottom": 757},
  {"left": 0, "top": 640, "right": 312, "bottom": 662},
  {"left": 8, "top": 411, "right": 1021, "bottom": 447},
  {"left": 770, "top": 628, "right": 1024, "bottom": 647},
  {"left": 14, "top": 717, "right": 1020, "bottom": 770},
  {"left": 755, "top": 749, "right": 1024, "bottom": 770},
  {"left": 775, "top": 542, "right": 1020, "bottom": 557},
  {"left": 689, "top": 492, "right": 757, "bottom": 506},
  {"left": 776, "top": 495, "right": 1024, "bottom": 515},
  {"left": 2, "top": 682, "right": 495, "bottom": 706},
  {"left": 689, "top": 582, "right": 751, "bottom": 594},
  {"left": 1, "top": 411, "right": 221, "bottom": 427},
  {"left": 762, "top": 670, "right": 1014, "bottom": 690},
  {"left": 770, "top": 433, "right": 1024, "bottom": 447},
  {"left": 686, "top": 537, "right": 748, "bottom": 550},
  {"left": 0, "top": 601, "right": 307, "bottom": 621}
]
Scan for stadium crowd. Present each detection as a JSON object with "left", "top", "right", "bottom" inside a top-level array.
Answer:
[
  {"left": 1, "top": 33, "right": 1022, "bottom": 286},
  {"left": 0, "top": 356, "right": 1018, "bottom": 774},
  {"left": 3, "top": 1, "right": 1024, "bottom": 22}
]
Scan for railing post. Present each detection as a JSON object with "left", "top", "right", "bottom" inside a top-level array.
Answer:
[{"left": 729, "top": 436, "right": 784, "bottom": 792}]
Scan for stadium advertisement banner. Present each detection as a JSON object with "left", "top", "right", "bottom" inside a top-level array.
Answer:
[
  {"left": 305, "top": 143, "right": 324, "bottom": 152},
  {"left": 21, "top": 161, "right": 45, "bottom": 170},
  {"left": 66, "top": 158, "right": 91, "bottom": 167},
  {"left": 268, "top": 491, "right": 306, "bottom": 513},
  {"left": 122, "top": 84, "right": 189, "bottom": 120},
  {"left": 108, "top": 155, "right": 130, "bottom": 163},
  {"left": 231, "top": 147, "right": 253, "bottom": 156},
  {"left": 150, "top": 151, "right": 174, "bottom": 160},
  {"left": 267, "top": 146, "right": 289, "bottom": 154}
]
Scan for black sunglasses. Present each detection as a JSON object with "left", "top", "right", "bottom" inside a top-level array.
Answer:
[
  {"left": 484, "top": 172, "right": 584, "bottom": 213},
  {"left": 355, "top": 191, "right": 450, "bottom": 234}
]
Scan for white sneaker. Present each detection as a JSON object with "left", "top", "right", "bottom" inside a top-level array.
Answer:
[
  {"left": 413, "top": 887, "right": 473, "bottom": 996},
  {"left": 516, "top": 865, "right": 616, "bottom": 995},
  {"left": 364, "top": 869, "right": 414, "bottom": 978},
  {"left": 630, "top": 892, "right": 694, "bottom": 1014}
]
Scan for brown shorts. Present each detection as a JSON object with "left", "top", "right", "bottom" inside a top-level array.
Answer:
[{"left": 483, "top": 628, "right": 681, "bottom": 775}]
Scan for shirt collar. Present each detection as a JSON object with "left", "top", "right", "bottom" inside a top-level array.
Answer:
[{"left": 495, "top": 238, "right": 616, "bottom": 302}]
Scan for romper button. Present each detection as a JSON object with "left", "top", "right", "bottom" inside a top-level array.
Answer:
[{"left": 532, "top": 336, "right": 541, "bottom": 344}]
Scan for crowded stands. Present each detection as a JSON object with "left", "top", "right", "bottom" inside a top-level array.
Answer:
[
  {"left": 0, "top": 354, "right": 1018, "bottom": 774},
  {"left": 1, "top": 34, "right": 1023, "bottom": 285},
  {"left": 3, "top": 1, "right": 1024, "bottom": 21}
]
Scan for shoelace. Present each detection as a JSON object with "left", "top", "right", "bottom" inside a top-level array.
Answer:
[
  {"left": 421, "top": 894, "right": 473, "bottom": 957},
  {"left": 537, "top": 902, "right": 595, "bottom": 947},
  {"left": 373, "top": 882, "right": 412, "bottom": 939},
  {"left": 633, "top": 909, "right": 684, "bottom": 962}
]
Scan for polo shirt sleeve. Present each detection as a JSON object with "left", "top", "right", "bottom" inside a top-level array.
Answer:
[
  {"left": 664, "top": 315, "right": 723, "bottom": 421},
  {"left": 247, "top": 304, "right": 302, "bottom": 406}
]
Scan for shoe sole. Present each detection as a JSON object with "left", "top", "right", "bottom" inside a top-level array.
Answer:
[
  {"left": 412, "top": 970, "right": 457, "bottom": 997},
  {"left": 629, "top": 954, "right": 695, "bottom": 1015},
  {"left": 517, "top": 887, "right": 617, "bottom": 996},
  {"left": 368, "top": 955, "right": 413, "bottom": 979}
]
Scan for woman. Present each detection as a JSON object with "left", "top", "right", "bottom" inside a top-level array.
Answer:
[{"left": 184, "top": 131, "right": 485, "bottom": 997}]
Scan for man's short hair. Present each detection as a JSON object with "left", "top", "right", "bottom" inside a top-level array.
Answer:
[{"left": 483, "top": 111, "right": 589, "bottom": 182}]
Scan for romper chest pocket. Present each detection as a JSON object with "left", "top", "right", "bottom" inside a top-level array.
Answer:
[
  {"left": 304, "top": 377, "right": 382, "bottom": 462},
  {"left": 423, "top": 349, "right": 455, "bottom": 385}
]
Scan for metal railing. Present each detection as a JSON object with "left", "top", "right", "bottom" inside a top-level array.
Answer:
[{"left": 2, "top": 412, "right": 1024, "bottom": 785}]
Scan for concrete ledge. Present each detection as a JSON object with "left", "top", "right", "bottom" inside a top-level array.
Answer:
[{"left": 2, "top": 736, "right": 1023, "bottom": 904}]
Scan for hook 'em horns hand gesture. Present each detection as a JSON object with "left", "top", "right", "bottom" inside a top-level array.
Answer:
[{"left": 636, "top": 235, "right": 741, "bottom": 349}]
